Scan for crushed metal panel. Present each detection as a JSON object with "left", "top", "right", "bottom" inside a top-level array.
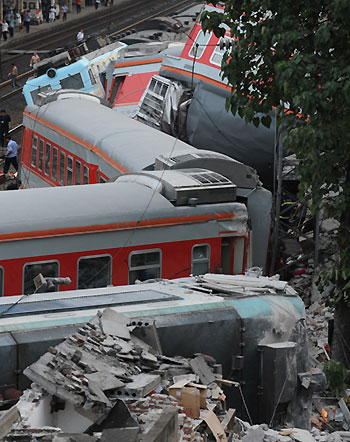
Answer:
[
  {"left": 0, "top": 333, "right": 17, "bottom": 389},
  {"left": 258, "top": 342, "right": 297, "bottom": 425}
]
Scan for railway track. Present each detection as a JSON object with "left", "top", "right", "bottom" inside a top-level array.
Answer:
[{"left": 0, "top": 0, "right": 195, "bottom": 101}]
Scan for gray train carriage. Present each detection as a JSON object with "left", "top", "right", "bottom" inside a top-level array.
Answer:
[
  {"left": 0, "top": 169, "right": 249, "bottom": 297},
  {"left": 20, "top": 92, "right": 272, "bottom": 270}
]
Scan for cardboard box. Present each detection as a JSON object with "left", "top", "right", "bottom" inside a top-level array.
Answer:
[
  {"left": 180, "top": 387, "right": 200, "bottom": 418},
  {"left": 169, "top": 381, "right": 207, "bottom": 418},
  {"left": 187, "top": 382, "right": 207, "bottom": 409}
]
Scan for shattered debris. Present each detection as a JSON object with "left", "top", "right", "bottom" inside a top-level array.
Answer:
[{"left": 1, "top": 306, "right": 350, "bottom": 442}]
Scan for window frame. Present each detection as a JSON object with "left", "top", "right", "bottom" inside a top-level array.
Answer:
[
  {"left": 191, "top": 244, "right": 211, "bottom": 276},
  {"left": 128, "top": 249, "right": 162, "bottom": 284},
  {"left": 38, "top": 139, "right": 44, "bottom": 172},
  {"left": 44, "top": 142, "right": 51, "bottom": 176},
  {"left": 22, "top": 260, "right": 60, "bottom": 295},
  {"left": 77, "top": 254, "right": 112, "bottom": 290},
  {"left": 67, "top": 155, "right": 73, "bottom": 186},
  {"left": 75, "top": 159, "right": 82, "bottom": 185},
  {"left": 59, "top": 150, "right": 66, "bottom": 185},
  {"left": 59, "top": 73, "right": 84, "bottom": 90},
  {"left": 188, "top": 30, "right": 211, "bottom": 60},
  {"left": 52, "top": 146, "right": 58, "bottom": 181},
  {"left": 31, "top": 135, "right": 38, "bottom": 167},
  {"left": 209, "top": 37, "right": 234, "bottom": 67},
  {"left": 88, "top": 68, "right": 97, "bottom": 86},
  {"left": 83, "top": 165, "right": 89, "bottom": 184},
  {"left": 0, "top": 266, "right": 4, "bottom": 297}
]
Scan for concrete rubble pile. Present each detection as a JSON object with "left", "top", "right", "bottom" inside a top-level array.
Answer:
[
  {"left": 306, "top": 302, "right": 333, "bottom": 365},
  {"left": 287, "top": 217, "right": 339, "bottom": 305},
  {"left": 2, "top": 308, "right": 350, "bottom": 442}
]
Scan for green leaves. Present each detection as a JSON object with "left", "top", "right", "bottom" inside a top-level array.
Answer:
[
  {"left": 203, "top": 0, "right": 350, "bottom": 305},
  {"left": 261, "top": 115, "right": 272, "bottom": 128},
  {"left": 314, "top": 25, "right": 331, "bottom": 50}
]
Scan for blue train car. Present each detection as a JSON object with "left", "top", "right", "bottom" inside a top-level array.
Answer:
[{"left": 23, "top": 41, "right": 127, "bottom": 105}]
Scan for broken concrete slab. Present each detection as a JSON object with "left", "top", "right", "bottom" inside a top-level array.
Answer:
[
  {"left": 139, "top": 406, "right": 178, "bottom": 442},
  {"left": 281, "top": 428, "right": 316, "bottom": 442},
  {"left": 53, "top": 434, "right": 98, "bottom": 442},
  {"left": 91, "top": 309, "right": 130, "bottom": 340},
  {"left": 241, "top": 426, "right": 265, "bottom": 442},
  {"left": 120, "top": 373, "right": 161, "bottom": 398},
  {"left": 100, "top": 428, "right": 139, "bottom": 442},
  {"left": 189, "top": 356, "right": 216, "bottom": 385},
  {"left": 0, "top": 405, "right": 21, "bottom": 440},
  {"left": 87, "top": 380, "right": 111, "bottom": 406},
  {"left": 132, "top": 322, "right": 162, "bottom": 355},
  {"left": 85, "top": 372, "right": 125, "bottom": 391}
]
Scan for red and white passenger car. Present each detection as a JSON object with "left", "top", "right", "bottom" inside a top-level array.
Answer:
[{"left": 0, "top": 169, "right": 249, "bottom": 297}]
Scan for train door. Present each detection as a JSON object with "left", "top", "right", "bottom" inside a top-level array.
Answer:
[{"left": 221, "top": 237, "right": 246, "bottom": 275}]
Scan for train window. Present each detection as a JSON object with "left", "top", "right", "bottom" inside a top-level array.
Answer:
[
  {"left": 38, "top": 139, "right": 44, "bottom": 171},
  {"left": 128, "top": 250, "right": 161, "bottom": 284},
  {"left": 60, "top": 73, "right": 84, "bottom": 90},
  {"left": 233, "top": 238, "right": 245, "bottom": 274},
  {"left": 0, "top": 267, "right": 3, "bottom": 297},
  {"left": 75, "top": 160, "right": 81, "bottom": 185},
  {"left": 189, "top": 30, "right": 211, "bottom": 59},
  {"left": 191, "top": 244, "right": 210, "bottom": 276},
  {"left": 67, "top": 156, "right": 73, "bottom": 185},
  {"left": 88, "top": 69, "right": 97, "bottom": 86},
  {"left": 83, "top": 165, "right": 89, "bottom": 184},
  {"left": 59, "top": 151, "right": 66, "bottom": 185},
  {"left": 52, "top": 146, "right": 58, "bottom": 181},
  {"left": 210, "top": 37, "right": 234, "bottom": 66},
  {"left": 23, "top": 261, "right": 59, "bottom": 295},
  {"left": 77, "top": 255, "right": 112, "bottom": 289},
  {"left": 30, "top": 85, "right": 52, "bottom": 104},
  {"left": 31, "top": 135, "right": 38, "bottom": 167},
  {"left": 45, "top": 143, "right": 51, "bottom": 176}
]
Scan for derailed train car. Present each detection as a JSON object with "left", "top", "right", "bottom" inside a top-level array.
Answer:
[
  {"left": 0, "top": 275, "right": 323, "bottom": 428},
  {"left": 0, "top": 170, "right": 249, "bottom": 297},
  {"left": 20, "top": 92, "right": 272, "bottom": 270}
]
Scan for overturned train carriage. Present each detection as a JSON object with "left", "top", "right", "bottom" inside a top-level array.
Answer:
[{"left": 0, "top": 275, "right": 321, "bottom": 428}]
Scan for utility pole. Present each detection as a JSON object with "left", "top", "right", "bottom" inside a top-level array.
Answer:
[
  {"left": 269, "top": 112, "right": 282, "bottom": 275},
  {"left": 0, "top": 0, "right": 3, "bottom": 21}
]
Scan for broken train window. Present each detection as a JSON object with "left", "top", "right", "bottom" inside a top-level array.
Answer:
[
  {"left": 23, "top": 261, "right": 59, "bottom": 295},
  {"left": 192, "top": 244, "right": 210, "bottom": 276},
  {"left": 128, "top": 250, "right": 161, "bottom": 284},
  {"left": 189, "top": 30, "right": 211, "bottom": 59},
  {"left": 77, "top": 255, "right": 112, "bottom": 290}
]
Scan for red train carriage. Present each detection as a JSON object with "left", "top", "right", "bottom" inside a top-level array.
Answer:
[
  {"left": 0, "top": 169, "right": 249, "bottom": 297},
  {"left": 20, "top": 93, "right": 271, "bottom": 271}
]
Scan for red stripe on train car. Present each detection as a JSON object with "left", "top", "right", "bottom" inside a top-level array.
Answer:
[
  {"left": 114, "top": 58, "right": 162, "bottom": 68},
  {"left": 161, "top": 66, "right": 232, "bottom": 92},
  {"left": 23, "top": 110, "right": 130, "bottom": 174},
  {"left": 0, "top": 212, "right": 236, "bottom": 243}
]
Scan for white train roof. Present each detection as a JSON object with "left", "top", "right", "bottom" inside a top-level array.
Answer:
[
  {"left": 25, "top": 98, "right": 198, "bottom": 172},
  {"left": 0, "top": 174, "right": 246, "bottom": 236}
]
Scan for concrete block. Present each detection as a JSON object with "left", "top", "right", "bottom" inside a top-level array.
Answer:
[{"left": 140, "top": 406, "right": 178, "bottom": 442}]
